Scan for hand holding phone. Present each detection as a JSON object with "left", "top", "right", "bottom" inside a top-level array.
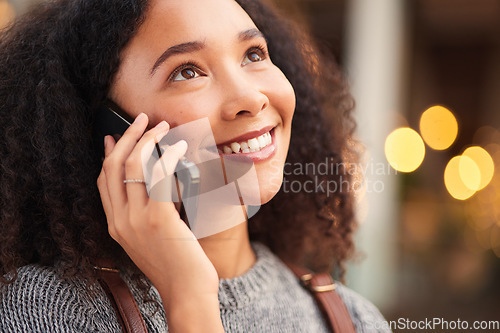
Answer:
[
  {"left": 93, "top": 102, "right": 200, "bottom": 221},
  {"left": 96, "top": 112, "right": 220, "bottom": 319}
]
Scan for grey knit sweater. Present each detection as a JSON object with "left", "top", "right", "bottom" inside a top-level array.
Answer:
[{"left": 0, "top": 243, "right": 390, "bottom": 332}]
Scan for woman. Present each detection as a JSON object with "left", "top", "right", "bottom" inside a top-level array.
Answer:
[{"left": 0, "top": 0, "right": 389, "bottom": 331}]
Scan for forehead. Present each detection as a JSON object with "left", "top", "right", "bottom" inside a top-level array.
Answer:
[{"left": 139, "top": 0, "right": 257, "bottom": 43}]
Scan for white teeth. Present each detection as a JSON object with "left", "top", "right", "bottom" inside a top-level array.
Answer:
[
  {"left": 257, "top": 136, "right": 266, "bottom": 149},
  {"left": 248, "top": 138, "right": 259, "bottom": 150},
  {"left": 219, "top": 130, "right": 273, "bottom": 154},
  {"left": 230, "top": 142, "right": 241, "bottom": 153}
]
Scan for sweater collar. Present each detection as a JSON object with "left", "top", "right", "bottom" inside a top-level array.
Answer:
[{"left": 218, "top": 242, "right": 286, "bottom": 309}]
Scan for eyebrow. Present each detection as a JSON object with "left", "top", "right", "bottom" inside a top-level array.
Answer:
[
  {"left": 150, "top": 41, "right": 205, "bottom": 76},
  {"left": 150, "top": 28, "right": 266, "bottom": 76},
  {"left": 238, "top": 28, "right": 266, "bottom": 42}
]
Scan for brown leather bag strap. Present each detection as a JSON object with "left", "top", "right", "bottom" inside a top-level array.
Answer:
[
  {"left": 94, "top": 259, "right": 148, "bottom": 333},
  {"left": 286, "top": 264, "right": 356, "bottom": 333},
  {"left": 93, "top": 259, "right": 354, "bottom": 333}
]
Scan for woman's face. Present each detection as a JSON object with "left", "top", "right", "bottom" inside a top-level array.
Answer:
[{"left": 110, "top": 0, "right": 296, "bottom": 204}]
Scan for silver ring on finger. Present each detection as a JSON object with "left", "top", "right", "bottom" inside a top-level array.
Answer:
[{"left": 123, "top": 179, "right": 147, "bottom": 185}]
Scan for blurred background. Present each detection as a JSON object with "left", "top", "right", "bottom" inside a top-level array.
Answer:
[
  {"left": 270, "top": 0, "right": 500, "bottom": 329},
  {"left": 2, "top": 0, "right": 499, "bottom": 330}
]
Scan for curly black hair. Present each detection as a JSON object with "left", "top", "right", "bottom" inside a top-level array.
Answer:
[{"left": 0, "top": 0, "right": 356, "bottom": 286}]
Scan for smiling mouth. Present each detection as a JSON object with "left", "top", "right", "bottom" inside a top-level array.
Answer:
[{"left": 218, "top": 128, "right": 274, "bottom": 154}]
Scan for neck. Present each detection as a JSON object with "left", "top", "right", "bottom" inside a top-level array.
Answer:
[{"left": 198, "top": 221, "right": 256, "bottom": 279}]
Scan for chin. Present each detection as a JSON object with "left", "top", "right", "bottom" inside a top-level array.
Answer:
[
  {"left": 225, "top": 148, "right": 285, "bottom": 206},
  {"left": 254, "top": 152, "right": 287, "bottom": 205},
  {"left": 236, "top": 176, "right": 282, "bottom": 207},
  {"left": 258, "top": 178, "right": 283, "bottom": 205}
]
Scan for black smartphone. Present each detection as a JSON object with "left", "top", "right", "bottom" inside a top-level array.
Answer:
[
  {"left": 93, "top": 102, "right": 134, "bottom": 154},
  {"left": 93, "top": 102, "right": 200, "bottom": 209}
]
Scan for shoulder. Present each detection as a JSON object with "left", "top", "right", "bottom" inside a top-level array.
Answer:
[
  {"left": 335, "top": 282, "right": 392, "bottom": 333},
  {"left": 0, "top": 264, "right": 122, "bottom": 332}
]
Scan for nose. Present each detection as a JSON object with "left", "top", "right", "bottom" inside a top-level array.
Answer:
[{"left": 219, "top": 72, "right": 269, "bottom": 120}]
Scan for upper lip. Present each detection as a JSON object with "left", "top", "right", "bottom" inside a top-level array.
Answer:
[{"left": 216, "top": 125, "right": 275, "bottom": 147}]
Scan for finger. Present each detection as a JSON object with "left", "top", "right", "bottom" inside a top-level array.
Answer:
[
  {"left": 148, "top": 140, "right": 188, "bottom": 204},
  {"left": 125, "top": 121, "right": 171, "bottom": 208},
  {"left": 97, "top": 167, "right": 117, "bottom": 237},
  {"left": 112, "top": 113, "right": 148, "bottom": 154},
  {"left": 97, "top": 167, "right": 112, "bottom": 216},
  {"left": 99, "top": 135, "right": 115, "bottom": 214},
  {"left": 156, "top": 140, "right": 189, "bottom": 178},
  {"left": 104, "top": 135, "right": 116, "bottom": 157},
  {"left": 98, "top": 136, "right": 119, "bottom": 235},
  {"left": 102, "top": 113, "right": 149, "bottom": 208}
]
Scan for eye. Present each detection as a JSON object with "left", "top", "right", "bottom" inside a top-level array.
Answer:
[
  {"left": 170, "top": 63, "right": 203, "bottom": 82},
  {"left": 242, "top": 46, "right": 267, "bottom": 66}
]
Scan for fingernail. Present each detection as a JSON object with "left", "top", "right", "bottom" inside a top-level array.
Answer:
[
  {"left": 176, "top": 139, "right": 188, "bottom": 148},
  {"left": 104, "top": 135, "right": 109, "bottom": 148},
  {"left": 133, "top": 113, "right": 147, "bottom": 124},
  {"left": 155, "top": 121, "right": 168, "bottom": 130}
]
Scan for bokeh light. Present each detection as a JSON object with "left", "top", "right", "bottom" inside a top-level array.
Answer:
[
  {"left": 473, "top": 126, "right": 500, "bottom": 145},
  {"left": 484, "top": 143, "right": 500, "bottom": 156},
  {"left": 444, "top": 156, "right": 476, "bottom": 200},
  {"left": 419, "top": 105, "right": 458, "bottom": 150},
  {"left": 465, "top": 143, "right": 500, "bottom": 251},
  {"left": 0, "top": 0, "right": 15, "bottom": 29},
  {"left": 385, "top": 127, "right": 425, "bottom": 172},
  {"left": 458, "top": 155, "right": 481, "bottom": 191},
  {"left": 462, "top": 146, "right": 495, "bottom": 190}
]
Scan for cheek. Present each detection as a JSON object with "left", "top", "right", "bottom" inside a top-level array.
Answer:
[
  {"left": 149, "top": 91, "right": 220, "bottom": 127},
  {"left": 265, "top": 70, "right": 296, "bottom": 124}
]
